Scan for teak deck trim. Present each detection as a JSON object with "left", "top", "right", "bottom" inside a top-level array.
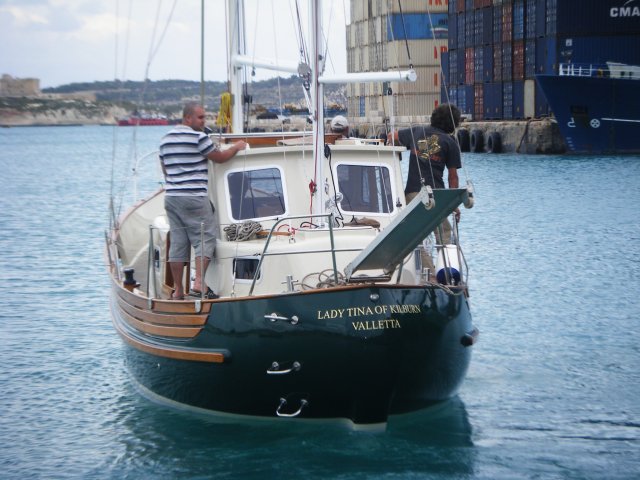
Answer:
[
  {"left": 111, "top": 306, "right": 226, "bottom": 364},
  {"left": 115, "top": 295, "right": 208, "bottom": 326}
]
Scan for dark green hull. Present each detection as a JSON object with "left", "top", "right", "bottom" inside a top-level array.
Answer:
[{"left": 114, "top": 285, "right": 476, "bottom": 426}]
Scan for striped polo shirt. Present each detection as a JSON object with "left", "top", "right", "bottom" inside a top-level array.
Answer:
[{"left": 159, "top": 125, "right": 219, "bottom": 196}]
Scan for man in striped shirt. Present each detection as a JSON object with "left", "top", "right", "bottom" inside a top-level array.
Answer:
[{"left": 159, "top": 102, "right": 247, "bottom": 299}]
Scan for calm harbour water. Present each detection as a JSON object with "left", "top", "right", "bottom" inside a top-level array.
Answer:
[{"left": 0, "top": 125, "right": 639, "bottom": 479}]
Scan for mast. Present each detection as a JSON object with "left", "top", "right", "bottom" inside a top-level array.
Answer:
[
  {"left": 311, "top": 0, "right": 326, "bottom": 220},
  {"left": 227, "top": 0, "right": 246, "bottom": 133}
]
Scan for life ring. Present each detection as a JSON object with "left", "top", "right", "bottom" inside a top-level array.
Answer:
[
  {"left": 470, "top": 129, "right": 484, "bottom": 152},
  {"left": 487, "top": 132, "right": 502, "bottom": 153},
  {"left": 456, "top": 129, "right": 470, "bottom": 152}
]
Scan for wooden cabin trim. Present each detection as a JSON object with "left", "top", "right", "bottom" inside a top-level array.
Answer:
[
  {"left": 116, "top": 303, "right": 203, "bottom": 338},
  {"left": 115, "top": 295, "right": 208, "bottom": 326},
  {"left": 111, "top": 275, "right": 212, "bottom": 314}
]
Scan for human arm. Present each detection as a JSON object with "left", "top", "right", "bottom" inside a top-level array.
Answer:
[
  {"left": 206, "top": 141, "right": 247, "bottom": 163},
  {"left": 448, "top": 167, "right": 461, "bottom": 222}
]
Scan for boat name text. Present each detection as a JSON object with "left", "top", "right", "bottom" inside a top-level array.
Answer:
[
  {"left": 351, "top": 319, "right": 402, "bottom": 331},
  {"left": 610, "top": 4, "right": 640, "bottom": 17},
  {"left": 317, "top": 304, "right": 421, "bottom": 320}
]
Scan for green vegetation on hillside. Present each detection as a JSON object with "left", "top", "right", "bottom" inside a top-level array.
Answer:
[{"left": 41, "top": 77, "right": 346, "bottom": 116}]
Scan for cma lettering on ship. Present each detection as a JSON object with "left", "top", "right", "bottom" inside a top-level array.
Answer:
[{"left": 610, "top": 1, "right": 640, "bottom": 17}]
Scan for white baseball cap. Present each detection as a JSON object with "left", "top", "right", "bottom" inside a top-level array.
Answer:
[{"left": 330, "top": 115, "right": 348, "bottom": 131}]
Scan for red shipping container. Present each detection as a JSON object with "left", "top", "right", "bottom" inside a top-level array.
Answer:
[
  {"left": 513, "top": 40, "right": 525, "bottom": 80},
  {"left": 502, "top": 2, "right": 513, "bottom": 42},
  {"left": 465, "top": 47, "right": 475, "bottom": 84}
]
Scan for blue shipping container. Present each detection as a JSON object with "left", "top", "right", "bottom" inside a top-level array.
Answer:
[
  {"left": 457, "top": 14, "right": 466, "bottom": 49},
  {"left": 387, "top": 13, "right": 449, "bottom": 41},
  {"left": 458, "top": 84, "right": 474, "bottom": 115},
  {"left": 442, "top": 51, "right": 450, "bottom": 87},
  {"left": 514, "top": 0, "right": 525, "bottom": 40},
  {"left": 535, "top": 0, "right": 546, "bottom": 37},
  {"left": 484, "top": 82, "right": 503, "bottom": 119},
  {"left": 449, "top": 13, "right": 458, "bottom": 49},
  {"left": 513, "top": 80, "right": 525, "bottom": 119},
  {"left": 502, "top": 42, "right": 513, "bottom": 81},
  {"left": 534, "top": 81, "right": 549, "bottom": 118},
  {"left": 493, "top": 5, "right": 503, "bottom": 44},
  {"left": 503, "top": 82, "right": 513, "bottom": 120},
  {"left": 535, "top": 36, "right": 557, "bottom": 74},
  {"left": 483, "top": 45, "right": 494, "bottom": 83},
  {"left": 525, "top": 39, "right": 536, "bottom": 78},
  {"left": 483, "top": 7, "right": 493, "bottom": 45}
]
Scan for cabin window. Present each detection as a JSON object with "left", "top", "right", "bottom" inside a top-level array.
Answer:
[
  {"left": 233, "top": 257, "right": 261, "bottom": 281},
  {"left": 336, "top": 164, "right": 394, "bottom": 214},
  {"left": 227, "top": 167, "right": 286, "bottom": 221}
]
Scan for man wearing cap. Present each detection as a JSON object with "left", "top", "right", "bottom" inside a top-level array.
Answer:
[{"left": 330, "top": 115, "right": 349, "bottom": 137}]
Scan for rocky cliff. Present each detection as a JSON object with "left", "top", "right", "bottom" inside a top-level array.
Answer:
[{"left": 0, "top": 97, "right": 127, "bottom": 126}]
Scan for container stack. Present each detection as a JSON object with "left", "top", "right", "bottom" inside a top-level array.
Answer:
[
  {"left": 444, "top": 0, "right": 640, "bottom": 121},
  {"left": 346, "top": 0, "right": 449, "bottom": 120}
]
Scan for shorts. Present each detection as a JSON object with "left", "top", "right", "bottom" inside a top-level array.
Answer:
[{"left": 164, "top": 195, "right": 217, "bottom": 262}]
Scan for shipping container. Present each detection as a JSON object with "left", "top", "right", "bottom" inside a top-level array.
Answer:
[
  {"left": 493, "top": 43, "right": 503, "bottom": 81},
  {"left": 503, "top": 81, "right": 513, "bottom": 119},
  {"left": 465, "top": 11, "right": 475, "bottom": 46},
  {"left": 440, "top": 52, "right": 451, "bottom": 89},
  {"left": 513, "top": 80, "right": 525, "bottom": 119},
  {"left": 535, "top": 36, "right": 556, "bottom": 74},
  {"left": 483, "top": 7, "right": 494, "bottom": 45},
  {"left": 449, "top": 49, "right": 459, "bottom": 86},
  {"left": 457, "top": 13, "right": 466, "bottom": 49},
  {"left": 450, "top": 0, "right": 457, "bottom": 15},
  {"left": 534, "top": 81, "right": 549, "bottom": 117},
  {"left": 546, "top": 0, "right": 557, "bottom": 35},
  {"left": 393, "top": 93, "right": 441, "bottom": 117},
  {"left": 535, "top": 0, "right": 546, "bottom": 37},
  {"left": 449, "top": 11, "right": 458, "bottom": 49},
  {"left": 386, "top": 13, "right": 449, "bottom": 41},
  {"left": 513, "top": 39, "right": 525, "bottom": 80},
  {"left": 524, "top": 79, "right": 535, "bottom": 118},
  {"left": 446, "top": 84, "right": 458, "bottom": 107},
  {"left": 525, "top": 0, "right": 536, "bottom": 39},
  {"left": 474, "top": 84, "right": 484, "bottom": 120},
  {"left": 502, "top": 41, "right": 513, "bottom": 81},
  {"left": 379, "top": 0, "right": 449, "bottom": 15},
  {"left": 386, "top": 40, "right": 449, "bottom": 67},
  {"left": 484, "top": 82, "right": 503, "bottom": 119},
  {"left": 392, "top": 66, "right": 443, "bottom": 95},
  {"left": 474, "top": 9, "right": 484, "bottom": 45},
  {"left": 502, "top": 1, "right": 513, "bottom": 42},
  {"left": 493, "top": 4, "right": 502, "bottom": 44},
  {"left": 457, "top": 46, "right": 466, "bottom": 83},
  {"left": 457, "top": 84, "right": 474, "bottom": 115},
  {"left": 513, "top": 0, "right": 525, "bottom": 40},
  {"left": 465, "top": 47, "right": 475, "bottom": 83},
  {"left": 474, "top": 47, "right": 484, "bottom": 83},
  {"left": 525, "top": 39, "right": 536, "bottom": 78},
  {"left": 483, "top": 45, "right": 494, "bottom": 82}
]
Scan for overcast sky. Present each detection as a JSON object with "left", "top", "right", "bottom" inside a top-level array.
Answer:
[{"left": 0, "top": 0, "right": 349, "bottom": 88}]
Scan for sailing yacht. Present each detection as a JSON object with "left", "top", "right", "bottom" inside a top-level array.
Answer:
[{"left": 106, "top": 0, "right": 478, "bottom": 428}]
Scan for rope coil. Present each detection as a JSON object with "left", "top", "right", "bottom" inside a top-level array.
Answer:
[{"left": 224, "top": 221, "right": 263, "bottom": 242}]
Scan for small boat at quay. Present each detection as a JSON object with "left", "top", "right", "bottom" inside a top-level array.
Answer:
[
  {"left": 106, "top": 0, "right": 478, "bottom": 429},
  {"left": 117, "top": 115, "right": 169, "bottom": 126}
]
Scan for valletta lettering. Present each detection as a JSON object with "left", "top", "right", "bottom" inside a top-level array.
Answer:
[{"left": 352, "top": 319, "right": 402, "bottom": 331}]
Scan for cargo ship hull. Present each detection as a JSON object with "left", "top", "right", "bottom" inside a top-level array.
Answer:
[{"left": 536, "top": 73, "right": 640, "bottom": 154}]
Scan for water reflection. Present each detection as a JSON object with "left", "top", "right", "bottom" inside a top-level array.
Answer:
[{"left": 102, "top": 387, "right": 475, "bottom": 479}]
